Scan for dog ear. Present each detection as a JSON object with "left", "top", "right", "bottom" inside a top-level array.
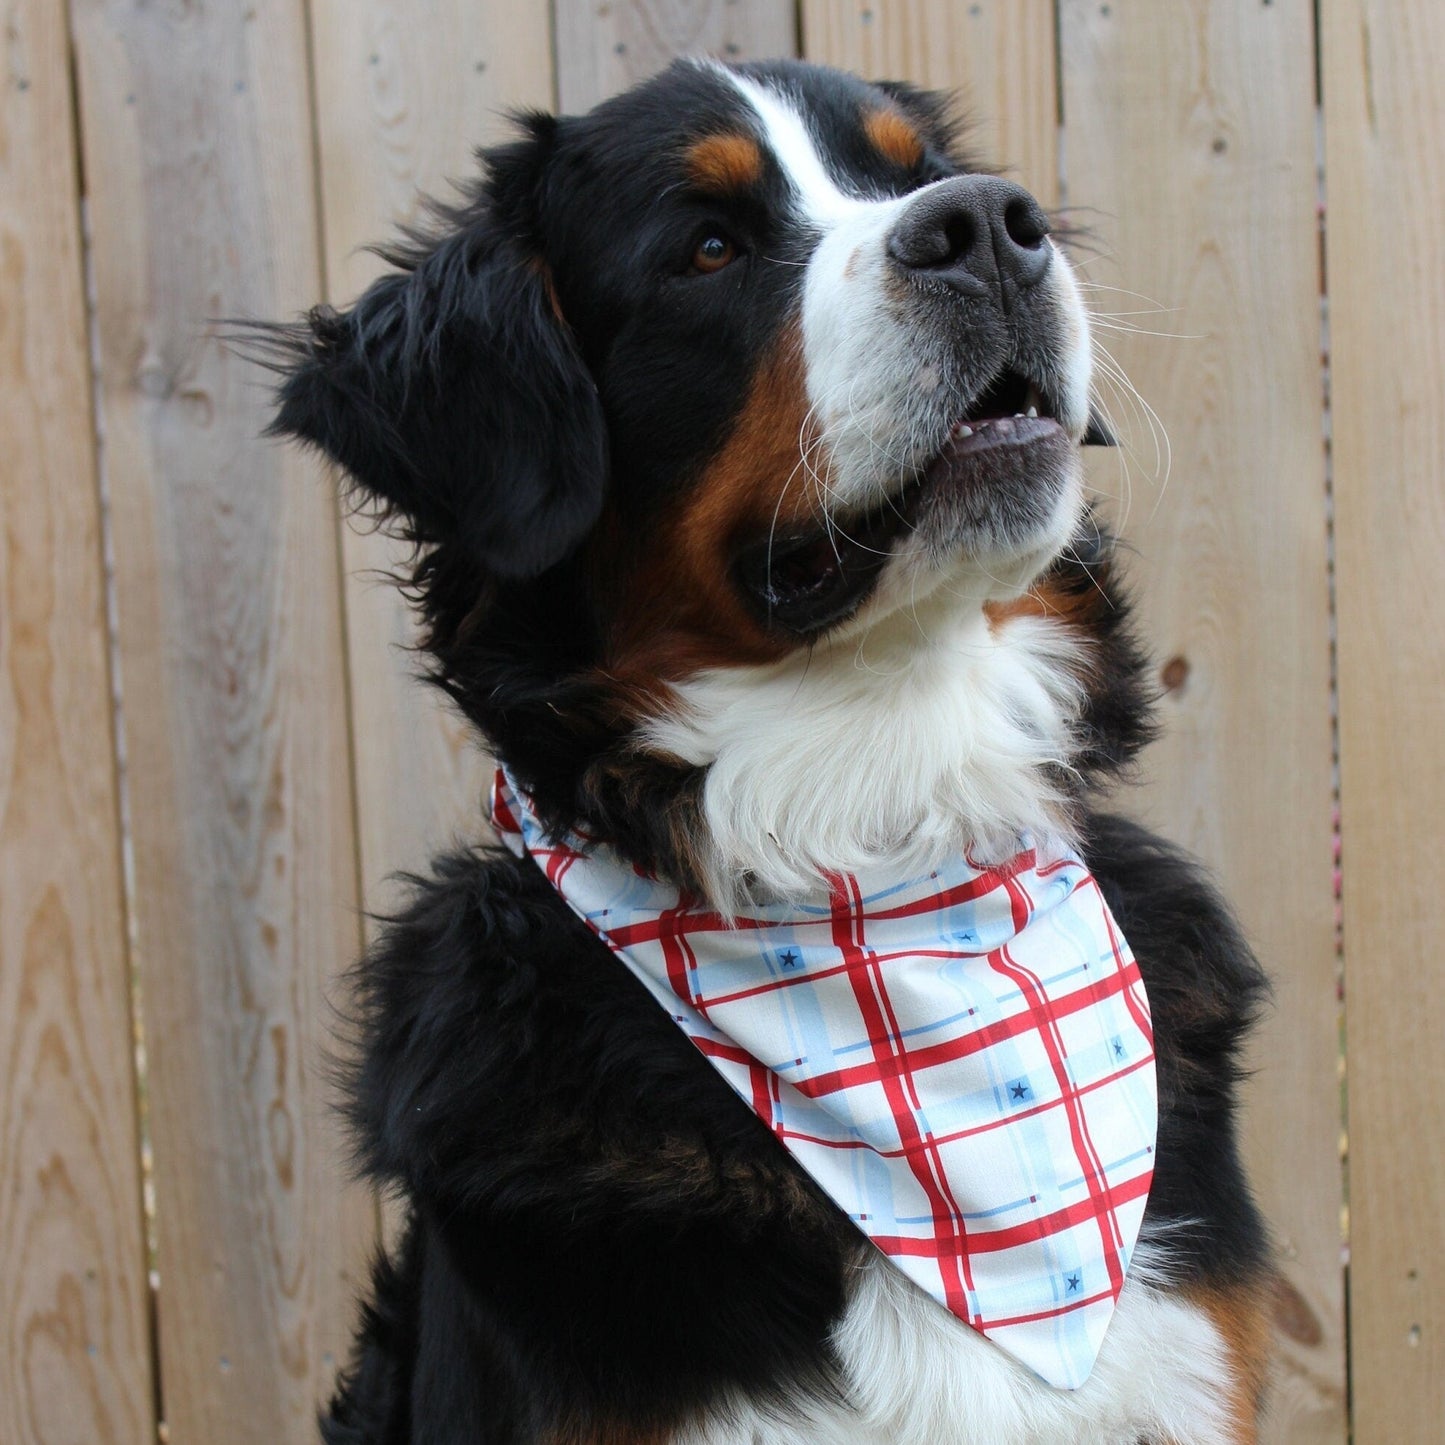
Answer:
[{"left": 266, "top": 120, "right": 607, "bottom": 579}]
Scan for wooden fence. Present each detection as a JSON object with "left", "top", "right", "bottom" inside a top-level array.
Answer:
[{"left": 3, "top": 1, "right": 1441, "bottom": 1440}]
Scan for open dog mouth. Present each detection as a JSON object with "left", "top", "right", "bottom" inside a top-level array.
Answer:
[
  {"left": 941, "top": 368, "right": 1063, "bottom": 455},
  {"left": 735, "top": 368, "right": 1068, "bottom": 636}
]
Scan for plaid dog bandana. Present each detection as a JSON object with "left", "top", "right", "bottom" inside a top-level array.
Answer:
[{"left": 491, "top": 768, "right": 1156, "bottom": 1389}]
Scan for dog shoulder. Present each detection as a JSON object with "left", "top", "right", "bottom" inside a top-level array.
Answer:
[
  {"left": 335, "top": 846, "right": 859, "bottom": 1440},
  {"left": 1081, "top": 811, "right": 1269, "bottom": 1071},
  {"left": 1080, "top": 811, "right": 1272, "bottom": 1287},
  {"left": 345, "top": 846, "right": 846, "bottom": 1232}
]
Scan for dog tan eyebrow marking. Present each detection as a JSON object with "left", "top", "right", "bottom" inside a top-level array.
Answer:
[
  {"left": 685, "top": 132, "right": 765, "bottom": 193},
  {"left": 864, "top": 107, "right": 925, "bottom": 170}
]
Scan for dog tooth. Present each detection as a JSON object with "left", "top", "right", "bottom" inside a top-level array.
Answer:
[
  {"left": 1026, "top": 405, "right": 1038, "bottom": 419},
  {"left": 957, "top": 424, "right": 973, "bottom": 438}
]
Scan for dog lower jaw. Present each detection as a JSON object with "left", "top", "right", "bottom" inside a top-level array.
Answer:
[
  {"left": 732, "top": 427, "right": 1083, "bottom": 643},
  {"left": 867, "top": 445, "right": 1086, "bottom": 619},
  {"left": 639, "top": 585, "right": 1092, "bottom": 918}
]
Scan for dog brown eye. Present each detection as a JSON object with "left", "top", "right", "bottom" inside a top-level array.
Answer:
[{"left": 692, "top": 235, "right": 736, "bottom": 274}]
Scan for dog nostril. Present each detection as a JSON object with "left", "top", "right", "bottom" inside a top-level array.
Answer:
[
  {"left": 940, "top": 213, "right": 976, "bottom": 265},
  {"left": 1004, "top": 198, "right": 1048, "bottom": 250}
]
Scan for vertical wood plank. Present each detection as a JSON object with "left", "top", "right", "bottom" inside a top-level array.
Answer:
[
  {"left": 0, "top": 4, "right": 156, "bottom": 1441},
  {"left": 800, "top": 0, "right": 1058, "bottom": 205},
  {"left": 1321, "top": 2, "right": 1445, "bottom": 1435},
  {"left": 554, "top": 0, "right": 797, "bottom": 111},
  {"left": 308, "top": 2, "right": 555, "bottom": 922},
  {"left": 1059, "top": 4, "right": 1344, "bottom": 1438},
  {"left": 67, "top": 1, "right": 374, "bottom": 1439}
]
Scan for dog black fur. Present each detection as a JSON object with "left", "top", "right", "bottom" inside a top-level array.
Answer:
[{"left": 255, "top": 57, "right": 1271, "bottom": 1445}]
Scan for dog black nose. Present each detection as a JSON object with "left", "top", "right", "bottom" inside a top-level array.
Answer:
[{"left": 887, "top": 176, "right": 1052, "bottom": 307}]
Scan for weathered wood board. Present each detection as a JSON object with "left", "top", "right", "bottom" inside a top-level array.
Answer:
[
  {"left": 555, "top": 0, "right": 798, "bottom": 110},
  {"left": 1, "top": 2, "right": 156, "bottom": 1440},
  {"left": 1323, "top": 0, "right": 1445, "bottom": 1436},
  {"left": 67, "top": 0, "right": 375, "bottom": 1438}
]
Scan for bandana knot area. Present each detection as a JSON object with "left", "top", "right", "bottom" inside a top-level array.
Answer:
[{"left": 491, "top": 768, "right": 1157, "bottom": 1389}]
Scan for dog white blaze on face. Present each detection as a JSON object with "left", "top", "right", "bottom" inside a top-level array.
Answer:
[
  {"left": 646, "top": 69, "right": 1103, "bottom": 910},
  {"left": 726, "top": 68, "right": 1095, "bottom": 593}
]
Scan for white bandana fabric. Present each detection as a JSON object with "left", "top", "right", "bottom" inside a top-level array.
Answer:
[{"left": 491, "top": 768, "right": 1157, "bottom": 1389}]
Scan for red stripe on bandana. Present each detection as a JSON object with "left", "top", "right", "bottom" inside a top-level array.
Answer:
[
  {"left": 829, "top": 872, "right": 980, "bottom": 1324},
  {"left": 995, "top": 875, "right": 1126, "bottom": 1299}
]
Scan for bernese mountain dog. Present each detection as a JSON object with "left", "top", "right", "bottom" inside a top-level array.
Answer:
[{"left": 258, "top": 57, "right": 1271, "bottom": 1445}]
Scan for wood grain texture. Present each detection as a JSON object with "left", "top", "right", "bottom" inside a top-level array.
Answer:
[
  {"left": 1321, "top": 2, "right": 1445, "bottom": 1435},
  {"left": 554, "top": 0, "right": 797, "bottom": 110},
  {"left": 308, "top": 1, "right": 554, "bottom": 923},
  {"left": 800, "top": 0, "right": 1058, "bottom": 204},
  {"left": 1058, "top": 4, "right": 1344, "bottom": 1439},
  {"left": 0, "top": 3, "right": 156, "bottom": 1441},
  {"left": 66, "top": 1, "right": 374, "bottom": 1439}
]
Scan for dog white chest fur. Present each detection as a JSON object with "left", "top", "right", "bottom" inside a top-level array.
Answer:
[{"left": 672, "top": 1249, "right": 1233, "bottom": 1444}]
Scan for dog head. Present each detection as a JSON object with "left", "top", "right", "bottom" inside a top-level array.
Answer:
[{"left": 266, "top": 59, "right": 1146, "bottom": 907}]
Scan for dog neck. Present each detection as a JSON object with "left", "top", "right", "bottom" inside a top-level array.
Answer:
[{"left": 638, "top": 597, "right": 1092, "bottom": 917}]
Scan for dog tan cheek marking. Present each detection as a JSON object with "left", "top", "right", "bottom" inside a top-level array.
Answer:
[
  {"left": 599, "top": 323, "right": 822, "bottom": 682},
  {"left": 864, "top": 107, "right": 925, "bottom": 171},
  {"left": 686, "top": 132, "right": 765, "bottom": 193}
]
